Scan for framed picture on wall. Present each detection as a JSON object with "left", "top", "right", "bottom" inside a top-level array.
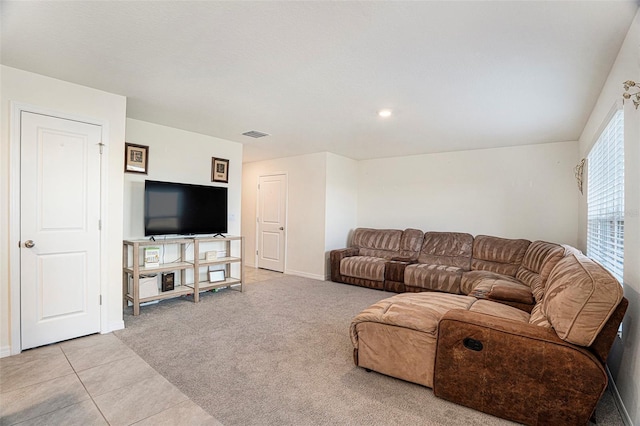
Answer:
[
  {"left": 124, "top": 143, "right": 149, "bottom": 174},
  {"left": 212, "top": 157, "right": 229, "bottom": 183}
]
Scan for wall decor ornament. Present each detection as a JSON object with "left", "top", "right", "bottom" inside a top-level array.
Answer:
[
  {"left": 574, "top": 158, "right": 586, "bottom": 195},
  {"left": 211, "top": 157, "right": 229, "bottom": 183},
  {"left": 124, "top": 143, "right": 149, "bottom": 174},
  {"left": 623, "top": 80, "right": 639, "bottom": 109}
]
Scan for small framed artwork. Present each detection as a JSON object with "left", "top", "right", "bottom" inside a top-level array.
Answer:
[
  {"left": 211, "top": 157, "right": 229, "bottom": 183},
  {"left": 208, "top": 269, "right": 226, "bottom": 283},
  {"left": 124, "top": 143, "right": 149, "bottom": 174},
  {"left": 161, "top": 272, "right": 175, "bottom": 292}
]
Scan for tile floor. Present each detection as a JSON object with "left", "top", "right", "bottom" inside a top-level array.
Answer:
[
  {"left": 0, "top": 267, "right": 282, "bottom": 426},
  {"left": 241, "top": 266, "right": 283, "bottom": 284},
  {"left": 0, "top": 333, "right": 220, "bottom": 426}
]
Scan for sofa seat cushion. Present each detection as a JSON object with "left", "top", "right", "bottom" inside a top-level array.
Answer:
[
  {"left": 465, "top": 271, "right": 534, "bottom": 305},
  {"left": 351, "top": 293, "right": 477, "bottom": 342},
  {"left": 469, "top": 299, "right": 531, "bottom": 323},
  {"left": 350, "top": 292, "right": 530, "bottom": 388},
  {"left": 350, "top": 293, "right": 476, "bottom": 388},
  {"left": 404, "top": 263, "right": 464, "bottom": 294},
  {"left": 340, "top": 256, "right": 387, "bottom": 281},
  {"left": 471, "top": 235, "right": 531, "bottom": 277},
  {"left": 543, "top": 253, "right": 623, "bottom": 346}
]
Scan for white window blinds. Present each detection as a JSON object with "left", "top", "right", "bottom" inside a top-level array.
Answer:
[{"left": 587, "top": 109, "right": 624, "bottom": 283}]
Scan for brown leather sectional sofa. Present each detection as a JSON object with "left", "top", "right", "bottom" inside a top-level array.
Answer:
[
  {"left": 331, "top": 228, "right": 571, "bottom": 312},
  {"left": 331, "top": 228, "right": 627, "bottom": 425}
]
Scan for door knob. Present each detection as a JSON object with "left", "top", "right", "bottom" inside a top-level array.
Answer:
[
  {"left": 24, "top": 240, "right": 35, "bottom": 248},
  {"left": 279, "top": 227, "right": 284, "bottom": 230}
]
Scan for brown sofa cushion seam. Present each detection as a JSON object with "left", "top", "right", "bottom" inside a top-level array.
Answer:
[{"left": 351, "top": 321, "right": 437, "bottom": 348}]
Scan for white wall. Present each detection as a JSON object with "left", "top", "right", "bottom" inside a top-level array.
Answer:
[
  {"left": 578, "top": 11, "right": 640, "bottom": 425},
  {"left": 124, "top": 118, "right": 242, "bottom": 239},
  {"left": 242, "top": 153, "right": 327, "bottom": 279},
  {"left": 324, "top": 153, "right": 358, "bottom": 278},
  {"left": 357, "top": 141, "right": 579, "bottom": 245},
  {"left": 0, "top": 66, "right": 127, "bottom": 355},
  {"left": 243, "top": 143, "right": 579, "bottom": 280},
  {"left": 124, "top": 119, "right": 243, "bottom": 284}
]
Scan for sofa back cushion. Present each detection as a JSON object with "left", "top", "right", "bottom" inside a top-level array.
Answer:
[
  {"left": 562, "top": 244, "right": 583, "bottom": 257},
  {"left": 399, "top": 228, "right": 425, "bottom": 259},
  {"left": 471, "top": 235, "right": 531, "bottom": 277},
  {"left": 543, "top": 253, "right": 623, "bottom": 346},
  {"left": 516, "top": 241, "right": 565, "bottom": 302},
  {"left": 351, "top": 228, "right": 403, "bottom": 259},
  {"left": 418, "top": 232, "right": 473, "bottom": 270}
]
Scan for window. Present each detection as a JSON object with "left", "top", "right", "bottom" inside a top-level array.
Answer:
[{"left": 587, "top": 109, "right": 624, "bottom": 283}]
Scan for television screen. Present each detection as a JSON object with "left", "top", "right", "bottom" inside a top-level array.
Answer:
[{"left": 144, "top": 180, "right": 228, "bottom": 236}]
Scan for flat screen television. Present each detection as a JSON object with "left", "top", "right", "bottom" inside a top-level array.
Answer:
[{"left": 144, "top": 180, "right": 228, "bottom": 236}]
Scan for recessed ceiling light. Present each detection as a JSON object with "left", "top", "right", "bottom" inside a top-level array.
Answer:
[{"left": 378, "top": 109, "right": 392, "bottom": 118}]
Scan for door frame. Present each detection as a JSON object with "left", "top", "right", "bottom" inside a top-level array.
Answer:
[
  {"left": 9, "top": 102, "right": 110, "bottom": 355},
  {"left": 255, "top": 172, "right": 288, "bottom": 271}
]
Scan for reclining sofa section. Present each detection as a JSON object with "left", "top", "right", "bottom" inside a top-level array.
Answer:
[
  {"left": 330, "top": 228, "right": 424, "bottom": 290},
  {"left": 331, "top": 228, "right": 567, "bottom": 312},
  {"left": 339, "top": 228, "right": 628, "bottom": 425},
  {"left": 350, "top": 252, "right": 627, "bottom": 425}
]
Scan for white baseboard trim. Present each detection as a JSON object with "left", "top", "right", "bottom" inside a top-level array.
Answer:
[
  {"left": 284, "top": 269, "right": 325, "bottom": 281},
  {"left": 105, "top": 320, "right": 125, "bottom": 333},
  {"left": 1, "top": 323, "right": 126, "bottom": 358},
  {"left": 606, "top": 366, "right": 632, "bottom": 426},
  {"left": 0, "top": 345, "right": 12, "bottom": 358}
]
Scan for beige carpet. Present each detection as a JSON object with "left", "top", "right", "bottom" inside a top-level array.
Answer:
[{"left": 114, "top": 275, "right": 623, "bottom": 426}]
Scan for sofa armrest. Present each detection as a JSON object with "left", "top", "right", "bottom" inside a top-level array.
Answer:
[
  {"left": 330, "top": 248, "right": 360, "bottom": 282},
  {"left": 467, "top": 277, "right": 535, "bottom": 312},
  {"left": 434, "top": 309, "right": 606, "bottom": 425}
]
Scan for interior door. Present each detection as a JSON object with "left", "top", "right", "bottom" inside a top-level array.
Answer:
[
  {"left": 257, "top": 174, "right": 287, "bottom": 272},
  {"left": 20, "top": 111, "right": 102, "bottom": 350}
]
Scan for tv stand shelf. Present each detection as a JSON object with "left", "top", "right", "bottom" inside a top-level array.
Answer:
[
  {"left": 123, "top": 261, "right": 194, "bottom": 275},
  {"left": 123, "top": 235, "right": 244, "bottom": 315},
  {"left": 138, "top": 285, "right": 192, "bottom": 303}
]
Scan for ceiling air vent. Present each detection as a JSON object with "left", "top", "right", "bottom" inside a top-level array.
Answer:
[{"left": 242, "top": 130, "right": 269, "bottom": 138}]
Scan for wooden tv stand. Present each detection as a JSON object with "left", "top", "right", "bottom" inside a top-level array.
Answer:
[{"left": 122, "top": 235, "right": 244, "bottom": 315}]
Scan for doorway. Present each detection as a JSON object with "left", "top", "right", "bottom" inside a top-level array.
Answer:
[
  {"left": 17, "top": 110, "right": 103, "bottom": 350},
  {"left": 257, "top": 174, "right": 287, "bottom": 272}
]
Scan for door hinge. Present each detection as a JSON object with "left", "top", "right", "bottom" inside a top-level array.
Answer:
[
  {"left": 258, "top": 184, "right": 260, "bottom": 190},
  {"left": 98, "top": 219, "right": 102, "bottom": 230},
  {"left": 99, "top": 295, "right": 102, "bottom": 305},
  {"left": 98, "top": 142, "right": 105, "bottom": 154},
  {"left": 256, "top": 250, "right": 258, "bottom": 255}
]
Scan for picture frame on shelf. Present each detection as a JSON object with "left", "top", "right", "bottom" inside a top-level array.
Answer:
[
  {"left": 144, "top": 247, "right": 160, "bottom": 268},
  {"left": 124, "top": 143, "right": 149, "bottom": 174},
  {"left": 208, "top": 269, "right": 226, "bottom": 283},
  {"left": 211, "top": 157, "right": 229, "bottom": 183},
  {"left": 161, "top": 272, "right": 175, "bottom": 292}
]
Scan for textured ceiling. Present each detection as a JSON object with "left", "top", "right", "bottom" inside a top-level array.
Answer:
[{"left": 1, "top": 1, "right": 637, "bottom": 162}]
